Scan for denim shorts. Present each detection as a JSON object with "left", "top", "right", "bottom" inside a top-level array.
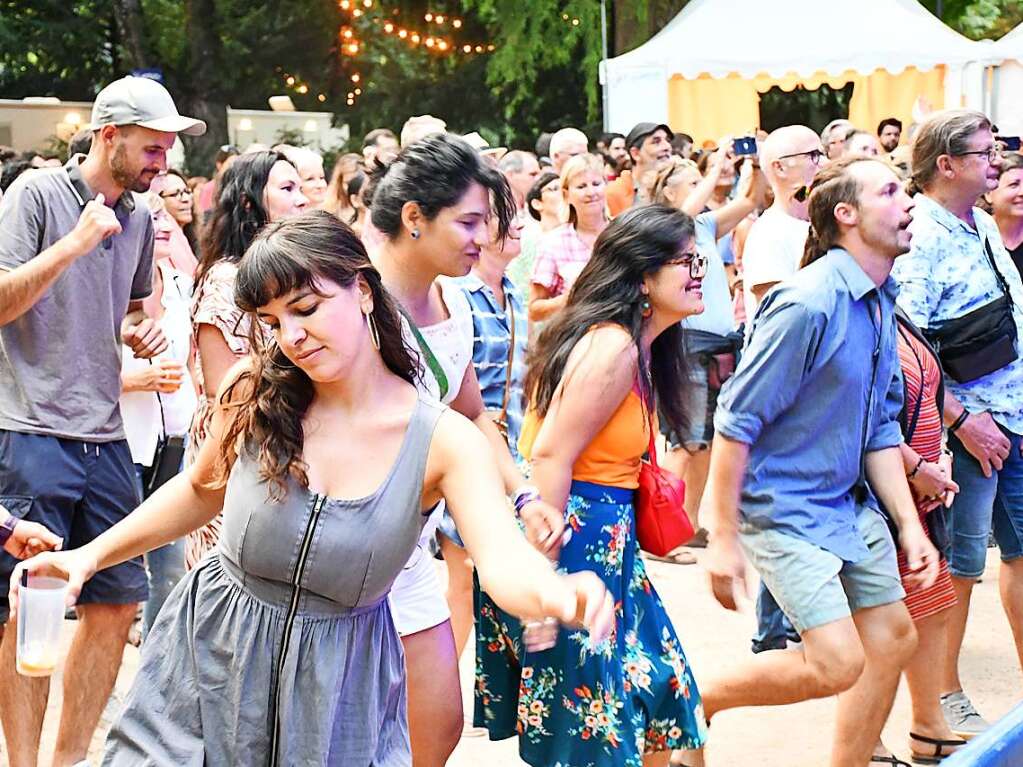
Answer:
[
  {"left": 739, "top": 509, "right": 905, "bottom": 634},
  {"left": 0, "top": 430, "right": 149, "bottom": 622},
  {"left": 945, "top": 425, "right": 1023, "bottom": 578},
  {"left": 661, "top": 361, "right": 717, "bottom": 452}
]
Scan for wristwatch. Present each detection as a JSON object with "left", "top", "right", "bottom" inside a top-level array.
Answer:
[{"left": 0, "top": 507, "right": 19, "bottom": 548}]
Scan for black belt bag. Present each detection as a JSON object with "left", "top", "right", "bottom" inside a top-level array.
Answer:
[{"left": 924, "top": 239, "right": 1019, "bottom": 383}]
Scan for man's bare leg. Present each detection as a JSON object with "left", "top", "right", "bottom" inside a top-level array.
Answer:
[
  {"left": 999, "top": 558, "right": 1023, "bottom": 674},
  {"left": 831, "top": 602, "right": 917, "bottom": 767},
  {"left": 941, "top": 576, "right": 974, "bottom": 695},
  {"left": 700, "top": 616, "right": 865, "bottom": 718},
  {"left": 0, "top": 621, "right": 51, "bottom": 767},
  {"left": 51, "top": 602, "right": 136, "bottom": 767}
]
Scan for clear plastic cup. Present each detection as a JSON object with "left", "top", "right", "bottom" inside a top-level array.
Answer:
[
  {"left": 16, "top": 575, "right": 67, "bottom": 677},
  {"left": 522, "top": 617, "right": 560, "bottom": 652}
]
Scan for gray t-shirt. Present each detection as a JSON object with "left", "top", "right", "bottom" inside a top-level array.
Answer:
[{"left": 0, "top": 157, "right": 153, "bottom": 441}]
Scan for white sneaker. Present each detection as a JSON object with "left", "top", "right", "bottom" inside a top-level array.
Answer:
[{"left": 941, "top": 690, "right": 990, "bottom": 739}]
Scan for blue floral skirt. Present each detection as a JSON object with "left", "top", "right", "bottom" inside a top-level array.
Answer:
[{"left": 474, "top": 480, "right": 707, "bottom": 766}]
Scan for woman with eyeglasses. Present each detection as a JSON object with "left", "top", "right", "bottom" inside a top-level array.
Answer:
[
  {"left": 184, "top": 151, "right": 307, "bottom": 568},
  {"left": 476, "top": 204, "right": 709, "bottom": 766},
  {"left": 118, "top": 193, "right": 198, "bottom": 639},
  {"left": 152, "top": 169, "right": 199, "bottom": 275}
]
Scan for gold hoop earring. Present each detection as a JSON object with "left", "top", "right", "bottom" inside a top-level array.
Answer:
[{"left": 365, "top": 310, "right": 381, "bottom": 350}]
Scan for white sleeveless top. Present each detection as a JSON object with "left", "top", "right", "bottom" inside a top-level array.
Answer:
[{"left": 402, "top": 277, "right": 474, "bottom": 405}]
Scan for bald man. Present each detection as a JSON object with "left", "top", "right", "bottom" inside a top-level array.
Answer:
[{"left": 741, "top": 125, "right": 824, "bottom": 329}]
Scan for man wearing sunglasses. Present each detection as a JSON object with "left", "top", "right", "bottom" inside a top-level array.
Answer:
[{"left": 740, "top": 125, "right": 824, "bottom": 331}]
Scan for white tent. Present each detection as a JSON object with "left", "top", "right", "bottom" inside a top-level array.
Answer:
[
  {"left": 600, "top": 0, "right": 992, "bottom": 140},
  {"left": 990, "top": 24, "right": 1023, "bottom": 134}
]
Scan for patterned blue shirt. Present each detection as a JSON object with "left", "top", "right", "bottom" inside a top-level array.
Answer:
[
  {"left": 715, "top": 248, "right": 904, "bottom": 563},
  {"left": 891, "top": 193, "right": 1023, "bottom": 434},
  {"left": 454, "top": 273, "right": 529, "bottom": 463}
]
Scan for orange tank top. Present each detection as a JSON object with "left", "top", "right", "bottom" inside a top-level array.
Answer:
[{"left": 518, "top": 389, "right": 652, "bottom": 489}]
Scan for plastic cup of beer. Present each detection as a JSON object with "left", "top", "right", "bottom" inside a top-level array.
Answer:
[{"left": 16, "top": 575, "right": 67, "bottom": 677}]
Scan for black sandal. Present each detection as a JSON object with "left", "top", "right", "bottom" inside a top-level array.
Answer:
[
  {"left": 909, "top": 732, "right": 968, "bottom": 764},
  {"left": 871, "top": 756, "right": 911, "bottom": 766}
]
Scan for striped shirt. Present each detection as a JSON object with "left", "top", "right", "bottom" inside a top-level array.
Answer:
[
  {"left": 454, "top": 273, "right": 529, "bottom": 463},
  {"left": 896, "top": 327, "right": 957, "bottom": 620}
]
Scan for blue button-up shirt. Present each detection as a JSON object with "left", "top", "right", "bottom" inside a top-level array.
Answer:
[
  {"left": 891, "top": 193, "right": 1023, "bottom": 434},
  {"left": 715, "top": 248, "right": 904, "bottom": 562},
  {"left": 454, "top": 273, "right": 529, "bottom": 463}
]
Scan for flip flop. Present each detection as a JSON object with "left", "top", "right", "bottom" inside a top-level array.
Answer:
[
  {"left": 871, "top": 756, "right": 911, "bottom": 766},
  {"left": 645, "top": 547, "right": 697, "bottom": 565},
  {"left": 909, "top": 732, "right": 968, "bottom": 763}
]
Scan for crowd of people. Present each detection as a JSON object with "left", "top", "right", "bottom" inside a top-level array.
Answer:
[{"left": 0, "top": 73, "right": 1021, "bottom": 767}]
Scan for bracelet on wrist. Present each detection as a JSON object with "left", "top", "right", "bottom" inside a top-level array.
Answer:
[
  {"left": 512, "top": 485, "right": 541, "bottom": 517},
  {"left": 948, "top": 410, "right": 970, "bottom": 434},
  {"left": 907, "top": 456, "right": 926, "bottom": 480}
]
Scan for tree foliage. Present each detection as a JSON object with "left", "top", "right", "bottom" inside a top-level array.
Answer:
[{"left": 0, "top": 0, "right": 1019, "bottom": 170}]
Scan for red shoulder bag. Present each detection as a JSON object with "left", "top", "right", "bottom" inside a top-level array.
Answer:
[{"left": 635, "top": 396, "right": 694, "bottom": 556}]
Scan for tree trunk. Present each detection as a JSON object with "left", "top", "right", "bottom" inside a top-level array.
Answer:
[
  {"left": 180, "top": 0, "right": 229, "bottom": 175},
  {"left": 111, "top": 0, "right": 149, "bottom": 69}
]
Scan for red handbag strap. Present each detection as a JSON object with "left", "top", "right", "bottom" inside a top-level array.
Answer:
[{"left": 635, "top": 380, "right": 659, "bottom": 471}]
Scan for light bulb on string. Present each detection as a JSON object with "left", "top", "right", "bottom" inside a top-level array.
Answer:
[
  {"left": 383, "top": 22, "right": 393, "bottom": 32},
  {"left": 572, "top": 18, "right": 580, "bottom": 25},
  {"left": 286, "top": 76, "right": 296, "bottom": 85},
  {"left": 487, "top": 44, "right": 495, "bottom": 51},
  {"left": 297, "top": 84, "right": 309, "bottom": 94},
  {"left": 462, "top": 44, "right": 472, "bottom": 53},
  {"left": 453, "top": 18, "right": 462, "bottom": 28},
  {"left": 398, "top": 28, "right": 407, "bottom": 38},
  {"left": 351, "top": 73, "right": 361, "bottom": 82},
  {"left": 437, "top": 40, "right": 448, "bottom": 51},
  {"left": 354, "top": 88, "right": 362, "bottom": 95},
  {"left": 410, "top": 33, "right": 421, "bottom": 44},
  {"left": 352, "top": 7, "right": 362, "bottom": 17},
  {"left": 475, "top": 45, "right": 483, "bottom": 53},
  {"left": 424, "top": 12, "right": 433, "bottom": 21},
  {"left": 435, "top": 15, "right": 444, "bottom": 24},
  {"left": 317, "top": 94, "right": 326, "bottom": 102}
]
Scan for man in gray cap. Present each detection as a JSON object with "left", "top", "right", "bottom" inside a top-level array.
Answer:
[{"left": 0, "top": 75, "right": 204, "bottom": 767}]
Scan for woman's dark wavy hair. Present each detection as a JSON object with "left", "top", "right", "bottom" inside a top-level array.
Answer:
[
  {"left": 369, "top": 132, "right": 515, "bottom": 241},
  {"left": 196, "top": 150, "right": 291, "bottom": 283},
  {"left": 216, "top": 210, "right": 417, "bottom": 500},
  {"left": 525, "top": 204, "right": 695, "bottom": 433}
]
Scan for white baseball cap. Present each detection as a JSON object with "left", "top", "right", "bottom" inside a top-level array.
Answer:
[{"left": 90, "top": 76, "right": 206, "bottom": 136}]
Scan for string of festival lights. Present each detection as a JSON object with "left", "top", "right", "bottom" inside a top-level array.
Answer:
[{"left": 279, "top": 2, "right": 577, "bottom": 109}]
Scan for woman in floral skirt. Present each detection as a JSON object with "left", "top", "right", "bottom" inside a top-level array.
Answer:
[{"left": 475, "top": 204, "right": 709, "bottom": 766}]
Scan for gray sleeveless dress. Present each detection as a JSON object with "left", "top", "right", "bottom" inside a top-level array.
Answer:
[{"left": 102, "top": 396, "right": 445, "bottom": 767}]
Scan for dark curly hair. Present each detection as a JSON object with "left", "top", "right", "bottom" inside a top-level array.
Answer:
[{"left": 215, "top": 210, "right": 417, "bottom": 500}]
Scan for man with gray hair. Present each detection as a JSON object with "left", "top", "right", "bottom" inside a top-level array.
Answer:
[
  {"left": 0, "top": 75, "right": 203, "bottom": 766},
  {"left": 548, "top": 127, "right": 588, "bottom": 174},
  {"left": 498, "top": 150, "right": 540, "bottom": 216},
  {"left": 891, "top": 109, "right": 1023, "bottom": 739}
]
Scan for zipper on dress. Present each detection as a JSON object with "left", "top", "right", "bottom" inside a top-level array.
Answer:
[{"left": 268, "top": 493, "right": 327, "bottom": 767}]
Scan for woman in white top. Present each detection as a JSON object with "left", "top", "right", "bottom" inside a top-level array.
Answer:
[
  {"left": 119, "top": 195, "right": 199, "bottom": 636},
  {"left": 368, "top": 133, "right": 565, "bottom": 766}
]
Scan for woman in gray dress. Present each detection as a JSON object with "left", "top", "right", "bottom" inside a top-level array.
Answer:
[{"left": 9, "top": 211, "right": 614, "bottom": 767}]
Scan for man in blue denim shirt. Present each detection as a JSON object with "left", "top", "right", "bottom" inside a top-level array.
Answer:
[
  {"left": 694, "top": 158, "right": 940, "bottom": 767},
  {"left": 890, "top": 109, "right": 1023, "bottom": 737}
]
